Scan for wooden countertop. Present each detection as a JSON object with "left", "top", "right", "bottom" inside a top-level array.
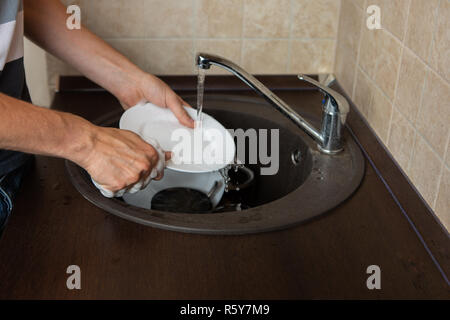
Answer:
[{"left": 0, "top": 75, "right": 448, "bottom": 299}]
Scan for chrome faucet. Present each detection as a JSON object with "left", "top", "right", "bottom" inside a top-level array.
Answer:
[{"left": 196, "top": 53, "right": 350, "bottom": 154}]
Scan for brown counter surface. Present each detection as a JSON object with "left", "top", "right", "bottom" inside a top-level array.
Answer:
[{"left": 0, "top": 75, "right": 448, "bottom": 299}]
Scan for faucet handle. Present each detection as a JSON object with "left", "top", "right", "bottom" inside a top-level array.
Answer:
[{"left": 298, "top": 74, "right": 349, "bottom": 123}]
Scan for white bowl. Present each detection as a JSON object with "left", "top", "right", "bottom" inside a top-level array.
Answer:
[
  {"left": 119, "top": 102, "right": 236, "bottom": 173},
  {"left": 122, "top": 168, "right": 225, "bottom": 210}
]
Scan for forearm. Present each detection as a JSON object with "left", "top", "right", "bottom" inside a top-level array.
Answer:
[
  {"left": 0, "top": 93, "right": 93, "bottom": 165},
  {"left": 23, "top": 0, "right": 144, "bottom": 105}
]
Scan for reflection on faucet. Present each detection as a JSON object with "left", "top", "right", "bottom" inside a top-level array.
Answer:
[{"left": 196, "top": 53, "right": 349, "bottom": 154}]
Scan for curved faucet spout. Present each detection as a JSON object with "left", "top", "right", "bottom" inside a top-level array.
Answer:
[{"left": 196, "top": 53, "right": 349, "bottom": 154}]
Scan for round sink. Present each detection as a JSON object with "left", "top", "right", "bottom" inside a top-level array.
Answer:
[{"left": 66, "top": 95, "right": 365, "bottom": 235}]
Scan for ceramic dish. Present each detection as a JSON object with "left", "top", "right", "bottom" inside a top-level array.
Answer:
[
  {"left": 120, "top": 102, "right": 236, "bottom": 173},
  {"left": 122, "top": 168, "right": 225, "bottom": 210}
]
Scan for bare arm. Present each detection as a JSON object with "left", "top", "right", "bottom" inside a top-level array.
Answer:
[
  {"left": 5, "top": 0, "right": 193, "bottom": 194},
  {"left": 0, "top": 93, "right": 168, "bottom": 192},
  {"left": 23, "top": 0, "right": 193, "bottom": 127},
  {"left": 0, "top": 93, "right": 88, "bottom": 160}
]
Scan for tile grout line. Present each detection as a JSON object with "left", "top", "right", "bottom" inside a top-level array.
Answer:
[
  {"left": 352, "top": 1, "right": 450, "bottom": 94},
  {"left": 351, "top": 0, "right": 365, "bottom": 100},
  {"left": 427, "top": 0, "right": 442, "bottom": 66},
  {"left": 385, "top": 0, "right": 412, "bottom": 148},
  {"left": 357, "top": 65, "right": 391, "bottom": 107},
  {"left": 387, "top": 53, "right": 448, "bottom": 170},
  {"left": 407, "top": 40, "right": 430, "bottom": 173},
  {"left": 101, "top": 36, "right": 337, "bottom": 41},
  {"left": 381, "top": 20, "right": 449, "bottom": 88},
  {"left": 406, "top": 131, "right": 418, "bottom": 175},
  {"left": 286, "top": 0, "right": 294, "bottom": 73},
  {"left": 239, "top": 0, "right": 245, "bottom": 66},
  {"left": 331, "top": 0, "right": 343, "bottom": 74},
  {"left": 432, "top": 132, "right": 450, "bottom": 209},
  {"left": 401, "top": 45, "right": 449, "bottom": 88}
]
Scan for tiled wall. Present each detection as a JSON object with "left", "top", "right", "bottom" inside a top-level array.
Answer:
[
  {"left": 335, "top": 0, "right": 449, "bottom": 230},
  {"left": 47, "top": 0, "right": 341, "bottom": 89}
]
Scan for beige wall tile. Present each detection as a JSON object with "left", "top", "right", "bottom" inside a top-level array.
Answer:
[
  {"left": 350, "top": 0, "right": 365, "bottom": 10},
  {"left": 367, "top": 0, "right": 410, "bottom": 40},
  {"left": 446, "top": 137, "right": 450, "bottom": 168},
  {"left": 290, "top": 40, "right": 335, "bottom": 74},
  {"left": 415, "top": 71, "right": 450, "bottom": 157},
  {"left": 242, "top": 40, "right": 289, "bottom": 74},
  {"left": 360, "top": 28, "right": 402, "bottom": 100},
  {"left": 367, "top": 86, "right": 393, "bottom": 142},
  {"left": 196, "top": 0, "right": 243, "bottom": 38},
  {"left": 359, "top": 27, "right": 378, "bottom": 77},
  {"left": 373, "top": 31, "right": 402, "bottom": 100},
  {"left": 109, "top": 39, "right": 194, "bottom": 75},
  {"left": 88, "top": 0, "right": 194, "bottom": 38},
  {"left": 243, "top": 0, "right": 290, "bottom": 38},
  {"left": 435, "top": 166, "right": 450, "bottom": 230},
  {"left": 394, "top": 48, "right": 427, "bottom": 123},
  {"left": 353, "top": 68, "right": 373, "bottom": 117},
  {"left": 144, "top": 40, "right": 194, "bottom": 75},
  {"left": 405, "top": 0, "right": 440, "bottom": 61},
  {"left": 337, "top": 0, "right": 363, "bottom": 58},
  {"left": 142, "top": 0, "right": 194, "bottom": 38},
  {"left": 107, "top": 39, "right": 149, "bottom": 71},
  {"left": 195, "top": 40, "right": 242, "bottom": 74},
  {"left": 429, "top": 0, "right": 450, "bottom": 82},
  {"left": 388, "top": 109, "right": 415, "bottom": 169},
  {"left": 47, "top": 0, "right": 344, "bottom": 85},
  {"left": 291, "top": 0, "right": 341, "bottom": 39},
  {"left": 334, "top": 43, "right": 357, "bottom": 96},
  {"left": 87, "top": 0, "right": 147, "bottom": 38},
  {"left": 409, "top": 135, "right": 442, "bottom": 207}
]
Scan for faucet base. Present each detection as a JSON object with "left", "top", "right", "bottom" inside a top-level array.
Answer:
[{"left": 317, "top": 144, "right": 344, "bottom": 155}]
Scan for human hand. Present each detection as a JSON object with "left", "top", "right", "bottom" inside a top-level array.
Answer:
[
  {"left": 118, "top": 72, "right": 195, "bottom": 128},
  {"left": 78, "top": 125, "right": 171, "bottom": 197}
]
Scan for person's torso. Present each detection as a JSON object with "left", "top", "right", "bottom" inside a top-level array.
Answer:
[{"left": 0, "top": 0, "right": 32, "bottom": 176}]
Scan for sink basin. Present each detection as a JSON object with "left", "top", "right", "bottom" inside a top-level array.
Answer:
[{"left": 66, "top": 94, "right": 365, "bottom": 235}]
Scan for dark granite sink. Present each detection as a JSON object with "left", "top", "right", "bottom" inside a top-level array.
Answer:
[{"left": 66, "top": 94, "right": 364, "bottom": 234}]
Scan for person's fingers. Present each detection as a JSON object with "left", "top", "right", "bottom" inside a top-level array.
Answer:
[
  {"left": 167, "top": 94, "right": 195, "bottom": 128},
  {"left": 154, "top": 171, "right": 164, "bottom": 181}
]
